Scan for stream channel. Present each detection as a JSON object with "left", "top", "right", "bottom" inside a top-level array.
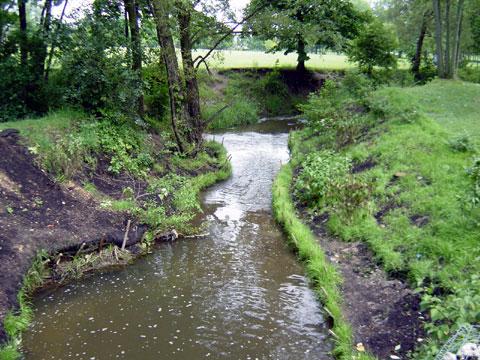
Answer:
[{"left": 22, "top": 117, "right": 331, "bottom": 359}]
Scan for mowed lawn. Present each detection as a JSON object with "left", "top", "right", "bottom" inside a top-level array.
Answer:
[
  {"left": 408, "top": 80, "right": 480, "bottom": 138},
  {"left": 192, "top": 49, "right": 354, "bottom": 70}
]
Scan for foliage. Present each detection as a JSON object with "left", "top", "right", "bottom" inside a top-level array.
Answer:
[
  {"left": 347, "top": 20, "right": 398, "bottom": 75},
  {"left": 419, "top": 275, "right": 480, "bottom": 357},
  {"left": 458, "top": 67, "right": 480, "bottom": 84},
  {"left": 246, "top": 0, "right": 369, "bottom": 70}
]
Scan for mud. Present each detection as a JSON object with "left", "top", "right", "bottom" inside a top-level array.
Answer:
[{"left": 298, "top": 205, "right": 426, "bottom": 359}]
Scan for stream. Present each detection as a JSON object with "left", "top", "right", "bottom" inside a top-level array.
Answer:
[{"left": 22, "top": 118, "right": 331, "bottom": 359}]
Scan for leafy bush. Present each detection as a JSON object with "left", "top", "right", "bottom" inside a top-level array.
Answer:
[
  {"left": 143, "top": 63, "right": 169, "bottom": 119},
  {"left": 458, "top": 67, "right": 480, "bottom": 84},
  {"left": 420, "top": 275, "right": 480, "bottom": 356},
  {"left": 367, "top": 88, "right": 420, "bottom": 123},
  {"left": 294, "top": 150, "right": 351, "bottom": 208},
  {"left": 347, "top": 19, "right": 398, "bottom": 75}
]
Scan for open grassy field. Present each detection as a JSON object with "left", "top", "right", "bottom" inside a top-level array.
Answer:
[{"left": 193, "top": 49, "right": 354, "bottom": 70}]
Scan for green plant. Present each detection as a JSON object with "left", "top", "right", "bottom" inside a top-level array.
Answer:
[
  {"left": 420, "top": 275, "right": 480, "bottom": 353},
  {"left": 467, "top": 156, "right": 480, "bottom": 204},
  {"left": 294, "top": 150, "right": 351, "bottom": 209},
  {"left": 448, "top": 131, "right": 476, "bottom": 152}
]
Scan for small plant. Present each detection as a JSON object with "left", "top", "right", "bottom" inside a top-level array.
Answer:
[
  {"left": 467, "top": 156, "right": 480, "bottom": 205},
  {"left": 448, "top": 131, "right": 476, "bottom": 152},
  {"left": 294, "top": 150, "right": 351, "bottom": 209}
]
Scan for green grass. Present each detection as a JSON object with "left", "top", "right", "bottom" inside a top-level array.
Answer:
[
  {"left": 407, "top": 79, "right": 480, "bottom": 138},
  {"left": 273, "top": 163, "right": 374, "bottom": 360},
  {"left": 289, "top": 78, "right": 480, "bottom": 358},
  {"left": 0, "top": 252, "right": 50, "bottom": 360},
  {"left": 193, "top": 49, "right": 409, "bottom": 71},
  {"left": 194, "top": 50, "right": 353, "bottom": 70}
]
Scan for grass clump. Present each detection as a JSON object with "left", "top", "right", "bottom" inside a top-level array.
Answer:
[
  {"left": 0, "top": 251, "right": 50, "bottom": 360},
  {"left": 273, "top": 163, "right": 373, "bottom": 360},
  {"left": 289, "top": 76, "right": 480, "bottom": 357}
]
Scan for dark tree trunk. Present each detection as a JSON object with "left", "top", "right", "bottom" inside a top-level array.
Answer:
[
  {"left": 17, "top": 0, "right": 28, "bottom": 66},
  {"left": 432, "top": 0, "right": 445, "bottom": 77},
  {"left": 150, "top": 0, "right": 186, "bottom": 153},
  {"left": 412, "top": 11, "right": 430, "bottom": 80},
  {"left": 452, "top": 0, "right": 465, "bottom": 76},
  {"left": 45, "top": 0, "right": 68, "bottom": 81},
  {"left": 124, "top": 0, "right": 144, "bottom": 117},
  {"left": 445, "top": 0, "right": 452, "bottom": 78},
  {"left": 34, "top": 0, "right": 53, "bottom": 79},
  {"left": 296, "top": 37, "right": 307, "bottom": 73},
  {"left": 177, "top": 3, "right": 203, "bottom": 147}
]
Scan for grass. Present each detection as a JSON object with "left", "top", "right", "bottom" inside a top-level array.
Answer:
[
  {"left": 273, "top": 163, "right": 374, "bottom": 360},
  {"left": 0, "top": 252, "right": 50, "bottom": 360},
  {"left": 288, "top": 77, "right": 480, "bottom": 358},
  {"left": 194, "top": 50, "right": 353, "bottom": 71},
  {"left": 407, "top": 79, "right": 480, "bottom": 138}
]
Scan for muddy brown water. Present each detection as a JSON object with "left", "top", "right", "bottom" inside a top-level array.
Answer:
[{"left": 22, "top": 118, "right": 332, "bottom": 359}]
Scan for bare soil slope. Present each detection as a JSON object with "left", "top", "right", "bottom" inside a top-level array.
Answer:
[{"left": 0, "top": 130, "right": 144, "bottom": 343}]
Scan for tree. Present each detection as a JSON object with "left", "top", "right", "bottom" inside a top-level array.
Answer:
[
  {"left": 432, "top": 0, "right": 466, "bottom": 78},
  {"left": 124, "top": 0, "right": 144, "bottom": 117},
  {"left": 246, "top": 0, "right": 367, "bottom": 72},
  {"left": 347, "top": 19, "right": 398, "bottom": 75}
]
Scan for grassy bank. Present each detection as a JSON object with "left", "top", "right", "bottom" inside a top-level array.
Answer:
[
  {"left": 200, "top": 69, "right": 317, "bottom": 130},
  {"left": 0, "top": 110, "right": 231, "bottom": 359},
  {"left": 273, "top": 163, "right": 373, "bottom": 360},
  {"left": 286, "top": 75, "right": 480, "bottom": 358}
]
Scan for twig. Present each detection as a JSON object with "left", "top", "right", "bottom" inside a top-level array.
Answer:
[{"left": 121, "top": 219, "right": 132, "bottom": 250}]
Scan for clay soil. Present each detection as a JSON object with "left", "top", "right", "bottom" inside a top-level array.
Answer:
[
  {"left": 0, "top": 130, "right": 145, "bottom": 343},
  {"left": 299, "top": 209, "right": 426, "bottom": 359}
]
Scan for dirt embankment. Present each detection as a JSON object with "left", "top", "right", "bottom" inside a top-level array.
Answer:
[
  {"left": 298, "top": 207, "right": 426, "bottom": 359},
  {"left": 0, "top": 130, "right": 147, "bottom": 343}
]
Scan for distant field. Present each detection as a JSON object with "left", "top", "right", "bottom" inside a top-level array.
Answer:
[{"left": 192, "top": 50, "right": 354, "bottom": 70}]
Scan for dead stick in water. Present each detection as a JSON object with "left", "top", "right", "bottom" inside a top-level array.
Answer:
[{"left": 121, "top": 220, "right": 132, "bottom": 250}]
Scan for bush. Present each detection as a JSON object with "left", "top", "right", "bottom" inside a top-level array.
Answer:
[
  {"left": 347, "top": 19, "right": 398, "bottom": 75},
  {"left": 448, "top": 131, "right": 476, "bottom": 152},
  {"left": 294, "top": 150, "right": 351, "bottom": 208},
  {"left": 458, "top": 67, "right": 480, "bottom": 84}
]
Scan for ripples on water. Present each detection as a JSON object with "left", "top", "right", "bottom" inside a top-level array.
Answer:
[{"left": 22, "top": 119, "right": 331, "bottom": 359}]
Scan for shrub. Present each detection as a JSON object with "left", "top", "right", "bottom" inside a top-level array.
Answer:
[
  {"left": 294, "top": 150, "right": 351, "bottom": 208},
  {"left": 448, "top": 131, "right": 476, "bottom": 152},
  {"left": 458, "top": 67, "right": 480, "bottom": 84},
  {"left": 347, "top": 19, "right": 398, "bottom": 75}
]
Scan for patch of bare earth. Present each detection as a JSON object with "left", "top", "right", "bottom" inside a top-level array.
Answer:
[
  {"left": 0, "top": 130, "right": 145, "bottom": 343},
  {"left": 301, "top": 211, "right": 426, "bottom": 359}
]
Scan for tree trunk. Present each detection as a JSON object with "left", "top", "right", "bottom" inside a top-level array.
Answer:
[
  {"left": 296, "top": 37, "right": 307, "bottom": 73},
  {"left": 177, "top": 2, "right": 203, "bottom": 147},
  {"left": 432, "top": 0, "right": 445, "bottom": 77},
  {"left": 124, "top": 0, "right": 144, "bottom": 117},
  {"left": 150, "top": 0, "right": 186, "bottom": 153},
  {"left": 412, "top": 11, "right": 429, "bottom": 80},
  {"left": 35, "top": 0, "right": 53, "bottom": 79},
  {"left": 445, "top": 0, "right": 452, "bottom": 78},
  {"left": 452, "top": 0, "right": 465, "bottom": 77},
  {"left": 45, "top": 0, "right": 68, "bottom": 81},
  {"left": 17, "top": 0, "right": 28, "bottom": 66}
]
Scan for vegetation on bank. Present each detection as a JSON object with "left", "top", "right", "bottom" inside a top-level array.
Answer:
[
  {"left": 0, "top": 110, "right": 231, "bottom": 359},
  {"left": 273, "top": 164, "right": 374, "bottom": 360},
  {"left": 286, "top": 74, "right": 480, "bottom": 358}
]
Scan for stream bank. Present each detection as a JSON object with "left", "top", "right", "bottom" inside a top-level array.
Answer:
[
  {"left": 0, "top": 123, "right": 230, "bottom": 358},
  {"left": 21, "top": 118, "right": 333, "bottom": 359}
]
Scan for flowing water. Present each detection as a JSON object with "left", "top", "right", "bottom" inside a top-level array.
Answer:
[{"left": 22, "top": 118, "right": 331, "bottom": 360}]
